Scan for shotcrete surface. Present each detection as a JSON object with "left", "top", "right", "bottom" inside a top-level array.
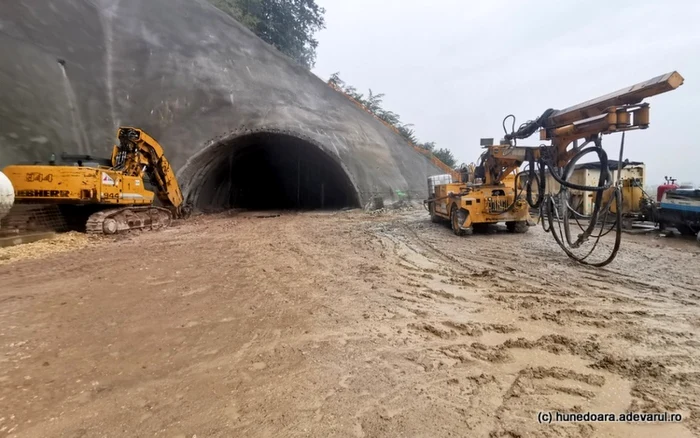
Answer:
[{"left": 0, "top": 0, "right": 443, "bottom": 208}]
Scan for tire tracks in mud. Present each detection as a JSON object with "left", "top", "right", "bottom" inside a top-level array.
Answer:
[
  {"left": 356, "top": 211, "right": 699, "bottom": 437},
  {"left": 1, "top": 210, "right": 698, "bottom": 437}
]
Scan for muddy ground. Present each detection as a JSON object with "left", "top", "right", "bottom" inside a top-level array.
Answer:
[{"left": 1, "top": 209, "right": 699, "bottom": 437}]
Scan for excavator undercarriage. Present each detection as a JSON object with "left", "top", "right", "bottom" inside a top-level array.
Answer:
[{"left": 84, "top": 206, "right": 174, "bottom": 235}]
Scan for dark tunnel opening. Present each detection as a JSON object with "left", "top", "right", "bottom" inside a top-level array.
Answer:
[{"left": 191, "top": 132, "right": 361, "bottom": 212}]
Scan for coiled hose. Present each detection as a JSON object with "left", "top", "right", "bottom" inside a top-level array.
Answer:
[{"left": 525, "top": 136, "right": 624, "bottom": 267}]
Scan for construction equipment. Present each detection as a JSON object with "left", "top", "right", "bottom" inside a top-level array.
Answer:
[
  {"left": 657, "top": 185, "right": 700, "bottom": 240},
  {"left": 1, "top": 127, "right": 191, "bottom": 235},
  {"left": 605, "top": 178, "right": 646, "bottom": 226},
  {"left": 640, "top": 176, "right": 700, "bottom": 239},
  {"left": 0, "top": 171, "right": 14, "bottom": 225},
  {"left": 596, "top": 170, "right": 650, "bottom": 228},
  {"left": 657, "top": 176, "right": 680, "bottom": 203},
  {"left": 425, "top": 71, "right": 684, "bottom": 266}
]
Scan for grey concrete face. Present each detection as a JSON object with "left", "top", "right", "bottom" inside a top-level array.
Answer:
[{"left": 0, "top": 0, "right": 444, "bottom": 210}]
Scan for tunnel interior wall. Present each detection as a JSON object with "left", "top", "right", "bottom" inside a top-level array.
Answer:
[{"left": 0, "top": 0, "right": 445, "bottom": 209}]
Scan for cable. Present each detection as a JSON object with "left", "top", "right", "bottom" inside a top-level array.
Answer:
[
  {"left": 492, "top": 169, "right": 529, "bottom": 216},
  {"left": 504, "top": 109, "right": 556, "bottom": 142},
  {"left": 503, "top": 114, "right": 516, "bottom": 138},
  {"left": 543, "top": 135, "right": 624, "bottom": 266},
  {"left": 513, "top": 130, "right": 626, "bottom": 267}
]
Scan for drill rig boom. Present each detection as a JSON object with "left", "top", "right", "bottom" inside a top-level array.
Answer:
[{"left": 483, "top": 71, "right": 684, "bottom": 186}]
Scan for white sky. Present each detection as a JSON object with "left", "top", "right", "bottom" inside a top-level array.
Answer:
[{"left": 311, "top": 0, "right": 700, "bottom": 187}]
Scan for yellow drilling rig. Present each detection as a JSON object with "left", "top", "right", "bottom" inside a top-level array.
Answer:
[{"left": 425, "top": 71, "right": 684, "bottom": 266}]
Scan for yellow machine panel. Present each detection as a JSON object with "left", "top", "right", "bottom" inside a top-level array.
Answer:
[
  {"left": 598, "top": 179, "right": 645, "bottom": 215},
  {"left": 2, "top": 165, "right": 154, "bottom": 205},
  {"left": 429, "top": 178, "right": 531, "bottom": 235}
]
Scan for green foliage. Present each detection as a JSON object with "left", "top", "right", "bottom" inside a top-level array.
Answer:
[
  {"left": 208, "top": 0, "right": 259, "bottom": 28},
  {"left": 432, "top": 148, "right": 457, "bottom": 168},
  {"left": 397, "top": 124, "right": 418, "bottom": 144},
  {"left": 208, "top": 0, "right": 325, "bottom": 69},
  {"left": 328, "top": 73, "right": 457, "bottom": 166},
  {"left": 419, "top": 141, "right": 436, "bottom": 152},
  {"left": 376, "top": 109, "right": 400, "bottom": 126}
]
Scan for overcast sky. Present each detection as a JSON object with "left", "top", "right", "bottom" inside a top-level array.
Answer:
[{"left": 311, "top": 0, "right": 700, "bottom": 187}]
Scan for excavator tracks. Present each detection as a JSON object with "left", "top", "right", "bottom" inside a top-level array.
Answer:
[{"left": 85, "top": 206, "right": 173, "bottom": 235}]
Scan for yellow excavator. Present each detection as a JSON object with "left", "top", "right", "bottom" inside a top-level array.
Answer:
[
  {"left": 1, "top": 127, "right": 191, "bottom": 235},
  {"left": 426, "top": 71, "right": 684, "bottom": 266}
]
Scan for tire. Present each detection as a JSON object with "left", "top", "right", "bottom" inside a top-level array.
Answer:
[
  {"left": 507, "top": 221, "right": 529, "bottom": 233},
  {"left": 450, "top": 205, "right": 467, "bottom": 236},
  {"left": 621, "top": 218, "right": 634, "bottom": 230},
  {"left": 677, "top": 224, "right": 696, "bottom": 236},
  {"left": 429, "top": 201, "right": 440, "bottom": 223}
]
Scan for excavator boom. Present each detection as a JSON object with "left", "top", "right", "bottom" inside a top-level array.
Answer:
[{"left": 113, "top": 127, "right": 186, "bottom": 216}]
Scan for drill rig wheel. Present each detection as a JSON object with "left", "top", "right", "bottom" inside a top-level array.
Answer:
[
  {"left": 506, "top": 221, "right": 529, "bottom": 233},
  {"left": 428, "top": 200, "right": 440, "bottom": 223},
  {"left": 450, "top": 205, "right": 471, "bottom": 236}
]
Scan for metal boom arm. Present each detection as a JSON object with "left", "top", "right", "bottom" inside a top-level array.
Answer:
[
  {"left": 112, "top": 127, "right": 187, "bottom": 217},
  {"left": 482, "top": 71, "right": 684, "bottom": 186}
]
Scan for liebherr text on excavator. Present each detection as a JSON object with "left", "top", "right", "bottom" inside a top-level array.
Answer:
[
  {"left": 2, "top": 127, "right": 191, "bottom": 235},
  {"left": 426, "top": 71, "right": 684, "bottom": 266}
]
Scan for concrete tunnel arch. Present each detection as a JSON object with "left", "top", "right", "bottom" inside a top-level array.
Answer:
[{"left": 179, "top": 129, "right": 362, "bottom": 212}]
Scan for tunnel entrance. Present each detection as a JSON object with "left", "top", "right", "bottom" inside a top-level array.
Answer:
[{"left": 190, "top": 131, "right": 360, "bottom": 212}]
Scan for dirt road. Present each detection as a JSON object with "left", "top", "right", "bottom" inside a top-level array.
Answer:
[{"left": 1, "top": 209, "right": 699, "bottom": 437}]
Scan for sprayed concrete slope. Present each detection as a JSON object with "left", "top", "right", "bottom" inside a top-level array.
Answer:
[{"left": 0, "top": 0, "right": 444, "bottom": 210}]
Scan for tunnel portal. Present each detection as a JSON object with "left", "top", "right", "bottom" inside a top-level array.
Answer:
[{"left": 190, "top": 132, "right": 361, "bottom": 212}]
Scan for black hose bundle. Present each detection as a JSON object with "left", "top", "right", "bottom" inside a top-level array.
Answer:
[
  {"left": 523, "top": 135, "right": 625, "bottom": 267},
  {"left": 498, "top": 110, "right": 626, "bottom": 267},
  {"left": 525, "top": 148, "right": 546, "bottom": 209},
  {"left": 504, "top": 109, "right": 556, "bottom": 142}
]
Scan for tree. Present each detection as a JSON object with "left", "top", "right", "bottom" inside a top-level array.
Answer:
[
  {"left": 254, "top": 0, "right": 326, "bottom": 69},
  {"left": 364, "top": 89, "right": 385, "bottom": 115},
  {"left": 208, "top": 0, "right": 326, "bottom": 69},
  {"left": 432, "top": 148, "right": 457, "bottom": 167},
  {"left": 328, "top": 72, "right": 344, "bottom": 89},
  {"left": 397, "top": 124, "right": 418, "bottom": 144},
  {"left": 419, "top": 141, "right": 436, "bottom": 152},
  {"left": 377, "top": 109, "right": 400, "bottom": 126},
  {"left": 208, "top": 0, "right": 261, "bottom": 31},
  {"left": 344, "top": 85, "right": 365, "bottom": 105}
]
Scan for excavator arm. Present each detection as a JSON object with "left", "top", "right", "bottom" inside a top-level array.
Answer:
[{"left": 112, "top": 127, "right": 190, "bottom": 218}]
